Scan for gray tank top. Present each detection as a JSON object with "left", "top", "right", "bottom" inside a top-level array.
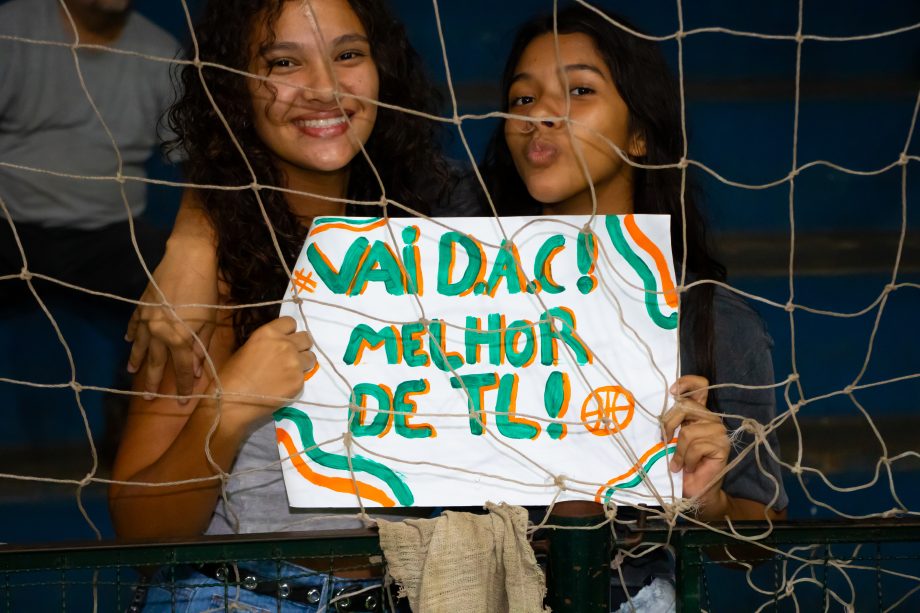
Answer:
[{"left": 206, "top": 421, "right": 420, "bottom": 534}]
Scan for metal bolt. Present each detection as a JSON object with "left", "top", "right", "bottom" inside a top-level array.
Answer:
[
  {"left": 365, "top": 594, "right": 379, "bottom": 610},
  {"left": 306, "top": 588, "right": 321, "bottom": 604},
  {"left": 334, "top": 588, "right": 352, "bottom": 611},
  {"left": 242, "top": 575, "right": 258, "bottom": 590},
  {"left": 278, "top": 582, "right": 291, "bottom": 599},
  {"left": 214, "top": 566, "right": 228, "bottom": 582}
]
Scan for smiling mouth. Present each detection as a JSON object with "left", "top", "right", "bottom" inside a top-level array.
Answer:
[
  {"left": 291, "top": 111, "right": 354, "bottom": 138},
  {"left": 293, "top": 115, "right": 349, "bottom": 129}
]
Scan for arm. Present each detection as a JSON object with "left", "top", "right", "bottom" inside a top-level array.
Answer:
[
  {"left": 126, "top": 189, "right": 219, "bottom": 400},
  {"left": 110, "top": 316, "right": 314, "bottom": 540}
]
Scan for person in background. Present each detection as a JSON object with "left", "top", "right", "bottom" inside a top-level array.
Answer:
[{"left": 0, "top": 0, "right": 180, "bottom": 455}]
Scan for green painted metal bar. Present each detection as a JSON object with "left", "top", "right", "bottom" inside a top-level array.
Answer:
[
  {"left": 545, "top": 502, "right": 610, "bottom": 612},
  {"left": 0, "top": 529, "right": 382, "bottom": 573},
  {"left": 676, "top": 543, "right": 702, "bottom": 613}
]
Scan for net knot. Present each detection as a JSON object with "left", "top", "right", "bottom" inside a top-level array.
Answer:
[
  {"left": 739, "top": 418, "right": 760, "bottom": 434},
  {"left": 378, "top": 196, "right": 388, "bottom": 208},
  {"left": 418, "top": 317, "right": 430, "bottom": 328},
  {"left": 784, "top": 301, "right": 795, "bottom": 313},
  {"left": 898, "top": 152, "right": 909, "bottom": 166},
  {"left": 604, "top": 503, "right": 618, "bottom": 521},
  {"left": 791, "top": 464, "right": 803, "bottom": 475},
  {"left": 884, "top": 283, "right": 898, "bottom": 294},
  {"left": 359, "top": 511, "right": 377, "bottom": 528},
  {"left": 843, "top": 384, "right": 855, "bottom": 395},
  {"left": 610, "top": 549, "right": 626, "bottom": 571},
  {"left": 18, "top": 267, "right": 32, "bottom": 281},
  {"left": 342, "top": 431, "right": 353, "bottom": 449},
  {"left": 794, "top": 31, "right": 805, "bottom": 44},
  {"left": 70, "top": 381, "right": 84, "bottom": 393},
  {"left": 787, "top": 373, "right": 800, "bottom": 382},
  {"left": 79, "top": 473, "right": 93, "bottom": 488},
  {"left": 882, "top": 507, "right": 903, "bottom": 518},
  {"left": 677, "top": 157, "right": 689, "bottom": 169},
  {"left": 553, "top": 475, "right": 568, "bottom": 491}
]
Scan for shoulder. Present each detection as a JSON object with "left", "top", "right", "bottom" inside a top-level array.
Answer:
[
  {"left": 123, "top": 11, "right": 180, "bottom": 57},
  {"left": 0, "top": 0, "right": 53, "bottom": 36},
  {"left": 428, "top": 159, "right": 488, "bottom": 218}
]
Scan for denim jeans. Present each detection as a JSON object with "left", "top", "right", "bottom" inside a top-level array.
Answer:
[{"left": 134, "top": 559, "right": 399, "bottom": 613}]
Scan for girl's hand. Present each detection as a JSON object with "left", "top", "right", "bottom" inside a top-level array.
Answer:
[
  {"left": 213, "top": 316, "right": 315, "bottom": 428},
  {"left": 662, "top": 375, "right": 731, "bottom": 515},
  {"left": 126, "top": 251, "right": 218, "bottom": 402}
]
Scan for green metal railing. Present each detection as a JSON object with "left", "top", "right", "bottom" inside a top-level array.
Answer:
[{"left": 1, "top": 519, "right": 918, "bottom": 611}]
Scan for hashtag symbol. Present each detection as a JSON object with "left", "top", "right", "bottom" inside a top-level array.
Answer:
[{"left": 292, "top": 268, "right": 317, "bottom": 294}]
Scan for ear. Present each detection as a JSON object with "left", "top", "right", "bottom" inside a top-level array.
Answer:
[{"left": 628, "top": 130, "right": 647, "bottom": 158}]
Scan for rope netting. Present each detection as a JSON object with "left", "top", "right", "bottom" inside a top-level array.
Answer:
[{"left": 1, "top": 0, "right": 918, "bottom": 610}]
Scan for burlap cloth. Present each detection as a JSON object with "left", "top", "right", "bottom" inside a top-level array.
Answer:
[{"left": 377, "top": 502, "right": 549, "bottom": 613}]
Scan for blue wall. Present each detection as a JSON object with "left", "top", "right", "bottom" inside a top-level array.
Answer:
[{"left": 0, "top": 1, "right": 917, "bottom": 530}]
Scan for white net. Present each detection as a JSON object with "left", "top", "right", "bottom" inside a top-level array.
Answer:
[{"left": 0, "top": 0, "right": 918, "bottom": 610}]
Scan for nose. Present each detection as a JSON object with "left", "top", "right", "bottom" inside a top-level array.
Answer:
[
  {"left": 298, "top": 64, "right": 338, "bottom": 106},
  {"left": 510, "top": 95, "right": 563, "bottom": 134}
]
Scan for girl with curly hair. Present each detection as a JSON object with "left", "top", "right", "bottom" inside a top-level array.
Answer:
[{"left": 110, "top": 0, "right": 475, "bottom": 609}]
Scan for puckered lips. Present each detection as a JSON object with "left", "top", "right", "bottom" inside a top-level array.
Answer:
[{"left": 525, "top": 137, "right": 560, "bottom": 168}]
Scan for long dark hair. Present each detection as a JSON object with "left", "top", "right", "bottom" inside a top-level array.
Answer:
[
  {"left": 168, "top": 0, "right": 447, "bottom": 345},
  {"left": 481, "top": 5, "right": 726, "bottom": 389}
]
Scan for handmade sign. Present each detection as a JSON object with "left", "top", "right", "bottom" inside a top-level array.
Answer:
[{"left": 277, "top": 215, "right": 681, "bottom": 508}]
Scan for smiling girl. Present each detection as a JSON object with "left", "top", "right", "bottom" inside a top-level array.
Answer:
[{"left": 108, "top": 0, "right": 470, "bottom": 609}]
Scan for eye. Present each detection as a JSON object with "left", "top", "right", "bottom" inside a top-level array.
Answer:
[
  {"left": 337, "top": 49, "right": 367, "bottom": 62},
  {"left": 570, "top": 86, "right": 594, "bottom": 96},
  {"left": 267, "top": 57, "right": 295, "bottom": 71},
  {"left": 510, "top": 95, "right": 535, "bottom": 107}
]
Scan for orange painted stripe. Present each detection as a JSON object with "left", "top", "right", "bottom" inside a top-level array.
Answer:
[
  {"left": 276, "top": 427, "right": 396, "bottom": 507},
  {"left": 309, "top": 219, "right": 387, "bottom": 237},
  {"left": 593, "top": 438, "right": 678, "bottom": 502},
  {"left": 624, "top": 215, "right": 678, "bottom": 308},
  {"left": 303, "top": 362, "right": 320, "bottom": 381}
]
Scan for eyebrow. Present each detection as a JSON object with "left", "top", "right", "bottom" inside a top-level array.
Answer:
[
  {"left": 510, "top": 63, "right": 607, "bottom": 85},
  {"left": 260, "top": 33, "right": 369, "bottom": 55}
]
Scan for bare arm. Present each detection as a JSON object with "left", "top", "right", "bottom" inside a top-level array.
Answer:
[
  {"left": 126, "top": 189, "right": 219, "bottom": 400},
  {"left": 110, "top": 317, "right": 315, "bottom": 540}
]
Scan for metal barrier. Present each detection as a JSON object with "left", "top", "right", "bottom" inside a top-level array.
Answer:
[{"left": 1, "top": 519, "right": 918, "bottom": 611}]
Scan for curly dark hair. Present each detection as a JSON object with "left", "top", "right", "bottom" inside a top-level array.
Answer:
[
  {"left": 481, "top": 5, "right": 726, "bottom": 390},
  {"left": 167, "top": 0, "right": 448, "bottom": 345}
]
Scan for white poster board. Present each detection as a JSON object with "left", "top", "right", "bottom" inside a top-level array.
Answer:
[{"left": 276, "top": 215, "right": 681, "bottom": 508}]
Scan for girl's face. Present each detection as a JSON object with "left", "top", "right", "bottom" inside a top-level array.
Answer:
[
  {"left": 504, "top": 32, "right": 643, "bottom": 214},
  {"left": 247, "top": 0, "right": 379, "bottom": 186}
]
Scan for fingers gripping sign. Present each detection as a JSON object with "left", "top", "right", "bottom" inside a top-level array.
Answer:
[
  {"left": 217, "top": 317, "right": 317, "bottom": 422},
  {"left": 661, "top": 375, "right": 730, "bottom": 511}
]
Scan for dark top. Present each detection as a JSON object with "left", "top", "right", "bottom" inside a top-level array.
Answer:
[{"left": 682, "top": 286, "right": 788, "bottom": 511}]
